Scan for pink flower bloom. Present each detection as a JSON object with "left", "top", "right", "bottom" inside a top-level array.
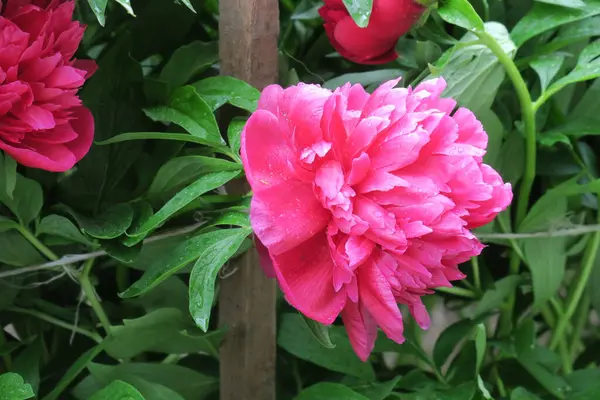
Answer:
[
  {"left": 242, "top": 78, "right": 512, "bottom": 361},
  {"left": 319, "top": 0, "right": 424, "bottom": 65},
  {"left": 0, "top": 0, "right": 96, "bottom": 172}
]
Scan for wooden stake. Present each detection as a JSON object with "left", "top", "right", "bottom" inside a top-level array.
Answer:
[{"left": 218, "top": 1, "right": 279, "bottom": 399}]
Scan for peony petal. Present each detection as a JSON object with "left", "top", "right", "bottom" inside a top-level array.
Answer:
[
  {"left": 64, "top": 106, "right": 94, "bottom": 161},
  {"left": 250, "top": 180, "right": 330, "bottom": 255},
  {"left": 255, "top": 238, "right": 277, "bottom": 278},
  {"left": 241, "top": 109, "right": 296, "bottom": 191},
  {"left": 271, "top": 232, "right": 347, "bottom": 324},
  {"left": 15, "top": 105, "right": 55, "bottom": 130},
  {"left": 342, "top": 300, "right": 378, "bottom": 361},
  {"left": 0, "top": 140, "right": 76, "bottom": 172},
  {"left": 358, "top": 253, "right": 405, "bottom": 343}
]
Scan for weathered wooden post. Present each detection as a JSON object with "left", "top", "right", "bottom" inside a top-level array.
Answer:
[{"left": 218, "top": 1, "right": 279, "bottom": 400}]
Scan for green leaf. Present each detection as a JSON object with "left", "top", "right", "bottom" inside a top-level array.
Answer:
[
  {"left": 437, "top": 382, "right": 477, "bottom": 400},
  {"left": 105, "top": 308, "right": 223, "bottom": 359},
  {"left": 188, "top": 228, "right": 251, "bottom": 331},
  {"left": 148, "top": 156, "right": 241, "bottom": 203},
  {"left": 59, "top": 204, "right": 134, "bottom": 240},
  {"left": 322, "top": 69, "right": 406, "bottom": 90},
  {"left": 517, "top": 356, "right": 570, "bottom": 398},
  {"left": 473, "top": 324, "right": 486, "bottom": 373},
  {"left": 0, "top": 230, "right": 44, "bottom": 266},
  {"left": 356, "top": 377, "right": 402, "bottom": 400},
  {"left": 550, "top": 16, "right": 600, "bottom": 50},
  {"left": 74, "top": 376, "right": 184, "bottom": 400},
  {"left": 472, "top": 275, "right": 523, "bottom": 318},
  {"left": 301, "top": 314, "right": 335, "bottom": 349},
  {"left": 160, "top": 41, "right": 218, "bottom": 92},
  {"left": 524, "top": 237, "right": 567, "bottom": 309},
  {"left": 37, "top": 215, "right": 94, "bottom": 246},
  {"left": 2, "top": 154, "right": 16, "bottom": 199},
  {"left": 42, "top": 344, "right": 104, "bottom": 400},
  {"left": 519, "top": 193, "right": 569, "bottom": 233},
  {"left": 11, "top": 340, "right": 42, "bottom": 396},
  {"left": 341, "top": 0, "right": 373, "bottom": 28},
  {"left": 87, "top": 0, "right": 108, "bottom": 26},
  {"left": 0, "top": 174, "right": 43, "bottom": 225},
  {"left": 294, "top": 383, "right": 369, "bottom": 400},
  {"left": 511, "top": 1, "right": 600, "bottom": 47},
  {"left": 128, "top": 170, "right": 240, "bottom": 242},
  {"left": 87, "top": 362, "right": 217, "bottom": 400},
  {"left": 437, "top": 0, "right": 485, "bottom": 31},
  {"left": 535, "top": 0, "right": 585, "bottom": 9},
  {"left": 477, "top": 108, "right": 505, "bottom": 167},
  {"left": 515, "top": 319, "right": 536, "bottom": 357},
  {"left": 89, "top": 380, "right": 144, "bottom": 400},
  {"left": 433, "top": 320, "right": 474, "bottom": 369},
  {"left": 191, "top": 76, "right": 259, "bottom": 112},
  {"left": 531, "top": 54, "right": 566, "bottom": 92},
  {"left": 278, "top": 313, "right": 375, "bottom": 380},
  {"left": 227, "top": 117, "right": 246, "bottom": 156},
  {"left": 511, "top": 387, "right": 543, "bottom": 400},
  {"left": 0, "top": 216, "right": 18, "bottom": 233},
  {"left": 104, "top": 240, "right": 142, "bottom": 264},
  {"left": 542, "top": 40, "right": 600, "bottom": 101},
  {"left": 565, "top": 368, "right": 600, "bottom": 399},
  {"left": 0, "top": 373, "right": 34, "bottom": 400},
  {"left": 122, "top": 228, "right": 251, "bottom": 298},
  {"left": 180, "top": 0, "right": 196, "bottom": 12},
  {"left": 428, "top": 22, "right": 516, "bottom": 114},
  {"left": 114, "top": 0, "right": 135, "bottom": 16},
  {"left": 143, "top": 86, "right": 223, "bottom": 145},
  {"left": 96, "top": 132, "right": 233, "bottom": 157}
]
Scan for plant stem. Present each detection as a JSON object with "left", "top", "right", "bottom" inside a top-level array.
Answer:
[
  {"left": 569, "top": 292, "right": 590, "bottom": 362},
  {"left": 475, "top": 30, "right": 537, "bottom": 337},
  {"left": 79, "top": 259, "right": 112, "bottom": 335},
  {"left": 550, "top": 228, "right": 600, "bottom": 350},
  {"left": 17, "top": 225, "right": 59, "bottom": 261},
  {"left": 6, "top": 306, "right": 102, "bottom": 343},
  {"left": 475, "top": 30, "right": 537, "bottom": 229},
  {"left": 436, "top": 286, "right": 478, "bottom": 299},
  {"left": 472, "top": 257, "right": 482, "bottom": 291},
  {"left": 18, "top": 226, "right": 112, "bottom": 337},
  {"left": 492, "top": 366, "right": 507, "bottom": 398}
]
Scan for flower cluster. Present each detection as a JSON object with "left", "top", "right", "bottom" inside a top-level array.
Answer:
[
  {"left": 0, "top": 0, "right": 96, "bottom": 172},
  {"left": 242, "top": 78, "right": 512, "bottom": 360},
  {"left": 319, "top": 0, "right": 423, "bottom": 65}
]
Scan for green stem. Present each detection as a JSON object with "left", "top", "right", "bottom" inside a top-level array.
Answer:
[
  {"left": 6, "top": 306, "right": 101, "bottom": 343},
  {"left": 569, "top": 292, "right": 590, "bottom": 362},
  {"left": 17, "top": 226, "right": 112, "bottom": 337},
  {"left": 492, "top": 365, "right": 507, "bottom": 398},
  {"left": 474, "top": 30, "right": 537, "bottom": 337},
  {"left": 472, "top": 257, "right": 481, "bottom": 292},
  {"left": 550, "top": 228, "right": 600, "bottom": 350},
  {"left": 436, "top": 286, "right": 478, "bottom": 299},
  {"left": 17, "top": 226, "right": 58, "bottom": 261},
  {"left": 79, "top": 259, "right": 112, "bottom": 335},
  {"left": 474, "top": 30, "right": 537, "bottom": 230}
]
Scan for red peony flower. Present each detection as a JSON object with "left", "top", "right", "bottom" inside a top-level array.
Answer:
[
  {"left": 319, "top": 0, "right": 424, "bottom": 65},
  {"left": 241, "top": 78, "right": 512, "bottom": 360},
  {"left": 0, "top": 0, "right": 96, "bottom": 172}
]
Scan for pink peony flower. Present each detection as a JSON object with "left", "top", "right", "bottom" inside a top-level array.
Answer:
[
  {"left": 242, "top": 78, "right": 512, "bottom": 360},
  {"left": 0, "top": 0, "right": 96, "bottom": 172},
  {"left": 319, "top": 0, "right": 424, "bottom": 65}
]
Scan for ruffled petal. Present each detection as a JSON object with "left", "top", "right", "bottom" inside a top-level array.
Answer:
[
  {"left": 251, "top": 180, "right": 329, "bottom": 255},
  {"left": 271, "top": 232, "right": 347, "bottom": 324}
]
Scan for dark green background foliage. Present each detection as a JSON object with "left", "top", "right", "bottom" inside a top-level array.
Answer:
[{"left": 2, "top": 0, "right": 600, "bottom": 399}]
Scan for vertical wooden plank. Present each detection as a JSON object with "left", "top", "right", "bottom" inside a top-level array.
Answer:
[{"left": 218, "top": 1, "right": 279, "bottom": 400}]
